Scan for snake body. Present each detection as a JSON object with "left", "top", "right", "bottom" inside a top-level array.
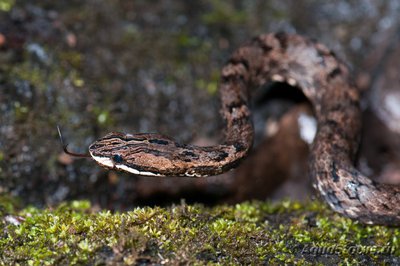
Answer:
[{"left": 88, "top": 33, "right": 400, "bottom": 225}]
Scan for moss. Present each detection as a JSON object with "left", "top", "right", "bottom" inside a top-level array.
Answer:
[
  {"left": 90, "top": 106, "right": 114, "bottom": 127},
  {"left": 0, "top": 196, "right": 398, "bottom": 265},
  {"left": 10, "top": 62, "right": 48, "bottom": 91},
  {"left": 202, "top": 0, "right": 247, "bottom": 25},
  {"left": 13, "top": 101, "right": 30, "bottom": 121},
  {"left": 0, "top": 0, "right": 14, "bottom": 12},
  {"left": 58, "top": 51, "right": 83, "bottom": 69},
  {"left": 195, "top": 78, "right": 218, "bottom": 95}
]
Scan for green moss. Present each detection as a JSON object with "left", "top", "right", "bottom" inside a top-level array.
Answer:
[
  {"left": 58, "top": 51, "right": 83, "bottom": 69},
  {"left": 8, "top": 43, "right": 87, "bottom": 93},
  {"left": 0, "top": 196, "right": 398, "bottom": 265},
  {"left": 202, "top": 0, "right": 247, "bottom": 25},
  {"left": 90, "top": 106, "right": 114, "bottom": 127},
  {"left": 13, "top": 101, "right": 29, "bottom": 121},
  {"left": 10, "top": 62, "right": 48, "bottom": 90},
  {"left": 0, "top": 0, "right": 14, "bottom": 12},
  {"left": 195, "top": 78, "right": 218, "bottom": 95},
  {"left": 177, "top": 33, "right": 202, "bottom": 48}
]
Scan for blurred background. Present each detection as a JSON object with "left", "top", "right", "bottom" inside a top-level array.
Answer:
[{"left": 0, "top": 0, "right": 400, "bottom": 209}]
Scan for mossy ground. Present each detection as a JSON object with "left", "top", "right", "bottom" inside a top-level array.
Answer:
[{"left": 0, "top": 196, "right": 398, "bottom": 265}]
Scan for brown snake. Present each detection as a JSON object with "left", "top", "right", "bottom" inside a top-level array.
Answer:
[{"left": 63, "top": 33, "right": 400, "bottom": 225}]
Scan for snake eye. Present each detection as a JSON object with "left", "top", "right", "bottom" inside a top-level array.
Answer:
[{"left": 112, "top": 154, "right": 123, "bottom": 163}]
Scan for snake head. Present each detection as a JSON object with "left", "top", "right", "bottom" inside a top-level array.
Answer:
[
  {"left": 88, "top": 131, "right": 238, "bottom": 177},
  {"left": 88, "top": 132, "right": 178, "bottom": 176}
]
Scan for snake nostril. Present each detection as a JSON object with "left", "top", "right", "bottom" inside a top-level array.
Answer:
[{"left": 112, "top": 154, "right": 123, "bottom": 163}]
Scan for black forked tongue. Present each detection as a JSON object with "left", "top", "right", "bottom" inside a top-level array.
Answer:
[{"left": 57, "top": 125, "right": 91, "bottom": 158}]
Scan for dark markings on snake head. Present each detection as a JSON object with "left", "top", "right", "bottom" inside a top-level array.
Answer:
[
  {"left": 89, "top": 143, "right": 102, "bottom": 149},
  {"left": 180, "top": 151, "right": 199, "bottom": 160},
  {"left": 147, "top": 149, "right": 167, "bottom": 157},
  {"left": 149, "top": 139, "right": 169, "bottom": 145},
  {"left": 112, "top": 154, "right": 124, "bottom": 163},
  {"left": 174, "top": 142, "right": 193, "bottom": 150},
  {"left": 125, "top": 137, "right": 147, "bottom": 142},
  {"left": 123, "top": 146, "right": 166, "bottom": 157},
  {"left": 101, "top": 135, "right": 142, "bottom": 142},
  {"left": 331, "top": 162, "right": 340, "bottom": 182}
]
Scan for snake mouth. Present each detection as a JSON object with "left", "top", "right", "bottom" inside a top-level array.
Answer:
[
  {"left": 89, "top": 152, "right": 115, "bottom": 169},
  {"left": 113, "top": 164, "right": 162, "bottom": 177},
  {"left": 89, "top": 151, "right": 162, "bottom": 177}
]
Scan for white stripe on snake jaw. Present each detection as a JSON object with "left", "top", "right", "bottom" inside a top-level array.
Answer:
[
  {"left": 64, "top": 33, "right": 399, "bottom": 226},
  {"left": 90, "top": 154, "right": 162, "bottom": 177}
]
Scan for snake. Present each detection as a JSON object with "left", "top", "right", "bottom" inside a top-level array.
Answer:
[{"left": 61, "top": 33, "right": 400, "bottom": 226}]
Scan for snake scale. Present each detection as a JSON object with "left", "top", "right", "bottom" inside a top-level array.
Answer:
[{"left": 67, "top": 33, "right": 400, "bottom": 225}]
